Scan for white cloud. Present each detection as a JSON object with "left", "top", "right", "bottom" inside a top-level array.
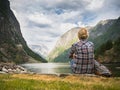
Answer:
[
  {"left": 59, "top": 23, "right": 77, "bottom": 33},
  {"left": 86, "top": 0, "right": 105, "bottom": 11},
  {"left": 77, "top": 21, "right": 86, "bottom": 27},
  {"left": 28, "top": 12, "right": 53, "bottom": 25},
  {"left": 9, "top": 0, "right": 120, "bottom": 53}
]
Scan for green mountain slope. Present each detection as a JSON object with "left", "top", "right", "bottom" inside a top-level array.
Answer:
[
  {"left": 48, "top": 27, "right": 80, "bottom": 62},
  {"left": 88, "top": 18, "right": 120, "bottom": 49}
]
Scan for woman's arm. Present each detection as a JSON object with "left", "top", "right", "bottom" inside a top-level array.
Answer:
[{"left": 69, "top": 44, "right": 76, "bottom": 59}]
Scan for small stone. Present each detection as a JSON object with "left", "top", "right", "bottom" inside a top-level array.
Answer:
[
  {"left": 8, "top": 69, "right": 12, "bottom": 72},
  {"left": 2, "top": 67, "right": 8, "bottom": 73},
  {"left": 20, "top": 71, "right": 27, "bottom": 74},
  {"left": 0, "top": 71, "right": 7, "bottom": 74},
  {"left": 16, "top": 68, "right": 21, "bottom": 73},
  {"left": 18, "top": 66, "right": 26, "bottom": 71}
]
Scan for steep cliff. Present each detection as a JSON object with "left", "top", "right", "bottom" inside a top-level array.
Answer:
[
  {"left": 48, "top": 17, "right": 120, "bottom": 62},
  {"left": 0, "top": 0, "right": 47, "bottom": 63},
  {"left": 48, "top": 27, "right": 80, "bottom": 62}
]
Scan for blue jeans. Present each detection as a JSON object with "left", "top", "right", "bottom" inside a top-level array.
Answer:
[{"left": 70, "top": 59, "right": 76, "bottom": 73}]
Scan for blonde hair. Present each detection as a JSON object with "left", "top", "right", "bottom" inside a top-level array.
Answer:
[{"left": 78, "top": 28, "right": 88, "bottom": 40}]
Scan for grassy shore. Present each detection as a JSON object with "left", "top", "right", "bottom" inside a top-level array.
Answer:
[{"left": 0, "top": 74, "right": 120, "bottom": 90}]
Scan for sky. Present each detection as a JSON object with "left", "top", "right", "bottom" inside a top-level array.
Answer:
[{"left": 9, "top": 0, "right": 120, "bottom": 52}]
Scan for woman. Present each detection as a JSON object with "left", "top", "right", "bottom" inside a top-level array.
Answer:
[
  {"left": 69, "top": 28, "right": 95, "bottom": 74},
  {"left": 69, "top": 28, "right": 112, "bottom": 76}
]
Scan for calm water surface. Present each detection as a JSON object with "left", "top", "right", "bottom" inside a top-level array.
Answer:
[
  {"left": 21, "top": 63, "right": 72, "bottom": 74},
  {"left": 21, "top": 63, "right": 120, "bottom": 76}
]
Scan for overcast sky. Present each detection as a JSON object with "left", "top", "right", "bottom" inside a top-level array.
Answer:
[{"left": 9, "top": 0, "right": 120, "bottom": 52}]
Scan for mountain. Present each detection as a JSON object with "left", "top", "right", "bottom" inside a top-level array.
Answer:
[
  {"left": 88, "top": 19, "right": 117, "bottom": 49},
  {"left": 0, "top": 0, "right": 47, "bottom": 63},
  {"left": 89, "top": 17, "right": 120, "bottom": 62},
  {"left": 29, "top": 44, "right": 48, "bottom": 58},
  {"left": 48, "top": 17, "right": 120, "bottom": 63},
  {"left": 48, "top": 27, "right": 80, "bottom": 62}
]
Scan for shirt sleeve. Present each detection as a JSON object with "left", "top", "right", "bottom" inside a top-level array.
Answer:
[{"left": 69, "top": 44, "right": 76, "bottom": 58}]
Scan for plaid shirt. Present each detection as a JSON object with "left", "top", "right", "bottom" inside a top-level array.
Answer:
[{"left": 69, "top": 40, "right": 95, "bottom": 74}]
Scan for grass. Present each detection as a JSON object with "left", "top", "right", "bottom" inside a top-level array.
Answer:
[{"left": 0, "top": 74, "right": 120, "bottom": 90}]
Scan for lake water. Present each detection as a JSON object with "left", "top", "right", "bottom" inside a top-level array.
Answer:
[
  {"left": 21, "top": 63, "right": 72, "bottom": 74},
  {"left": 21, "top": 63, "right": 120, "bottom": 76}
]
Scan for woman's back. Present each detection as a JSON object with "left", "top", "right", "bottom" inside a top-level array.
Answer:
[
  {"left": 71, "top": 40, "right": 95, "bottom": 74},
  {"left": 69, "top": 28, "right": 95, "bottom": 74}
]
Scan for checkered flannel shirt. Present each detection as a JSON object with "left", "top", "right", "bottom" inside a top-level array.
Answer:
[{"left": 69, "top": 40, "right": 95, "bottom": 74}]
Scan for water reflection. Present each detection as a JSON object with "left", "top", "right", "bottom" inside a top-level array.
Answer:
[{"left": 21, "top": 63, "right": 71, "bottom": 74}]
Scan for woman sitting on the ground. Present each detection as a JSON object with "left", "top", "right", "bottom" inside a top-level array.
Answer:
[
  {"left": 69, "top": 28, "right": 111, "bottom": 77},
  {"left": 69, "top": 28, "right": 95, "bottom": 74}
]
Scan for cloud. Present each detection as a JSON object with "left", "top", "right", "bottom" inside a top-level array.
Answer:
[
  {"left": 28, "top": 13, "right": 53, "bottom": 25},
  {"left": 9, "top": 0, "right": 120, "bottom": 52},
  {"left": 28, "top": 20, "right": 51, "bottom": 28},
  {"left": 85, "top": 0, "right": 105, "bottom": 11}
]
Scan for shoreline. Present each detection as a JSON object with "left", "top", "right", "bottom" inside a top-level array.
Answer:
[
  {"left": 0, "top": 62, "right": 98, "bottom": 77},
  {"left": 0, "top": 62, "right": 120, "bottom": 77},
  {"left": 0, "top": 62, "right": 28, "bottom": 74}
]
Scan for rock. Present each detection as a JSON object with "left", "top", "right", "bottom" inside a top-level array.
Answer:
[
  {"left": 20, "top": 71, "right": 28, "bottom": 74},
  {"left": 12, "top": 69, "right": 17, "bottom": 73},
  {"left": 0, "top": 66, "right": 2, "bottom": 71},
  {"left": 16, "top": 68, "right": 21, "bottom": 73},
  {"left": 58, "top": 73, "right": 71, "bottom": 77},
  {"left": 0, "top": 0, "right": 47, "bottom": 63},
  {"left": 0, "top": 63, "right": 28, "bottom": 74},
  {"left": 8, "top": 68, "right": 12, "bottom": 72},
  {"left": 2, "top": 67, "right": 8, "bottom": 73},
  {"left": 0, "top": 71, "right": 7, "bottom": 74},
  {"left": 17, "top": 65, "right": 27, "bottom": 71}
]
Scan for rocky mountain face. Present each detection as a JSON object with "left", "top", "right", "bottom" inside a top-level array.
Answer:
[
  {"left": 48, "top": 17, "right": 120, "bottom": 63},
  {"left": 88, "top": 19, "right": 117, "bottom": 49},
  {"left": 89, "top": 17, "right": 120, "bottom": 62},
  {"left": 0, "top": 0, "right": 47, "bottom": 63}
]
